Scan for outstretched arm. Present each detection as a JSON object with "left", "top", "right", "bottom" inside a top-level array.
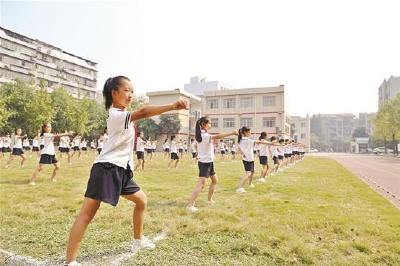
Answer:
[
  {"left": 211, "top": 130, "right": 238, "bottom": 140},
  {"left": 131, "top": 100, "right": 188, "bottom": 121}
]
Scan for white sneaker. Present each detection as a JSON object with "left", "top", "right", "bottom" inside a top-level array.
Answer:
[
  {"left": 64, "top": 261, "right": 81, "bottom": 266},
  {"left": 29, "top": 181, "right": 36, "bottom": 186},
  {"left": 258, "top": 178, "right": 266, "bottom": 183},
  {"left": 249, "top": 184, "right": 255, "bottom": 188},
  {"left": 186, "top": 205, "right": 199, "bottom": 212},
  {"left": 131, "top": 236, "right": 155, "bottom": 252},
  {"left": 236, "top": 187, "right": 246, "bottom": 193}
]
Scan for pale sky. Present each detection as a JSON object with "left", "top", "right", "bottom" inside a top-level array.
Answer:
[{"left": 1, "top": 0, "right": 399, "bottom": 116}]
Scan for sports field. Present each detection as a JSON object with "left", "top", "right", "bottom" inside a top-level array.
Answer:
[{"left": 1, "top": 152, "right": 399, "bottom": 265}]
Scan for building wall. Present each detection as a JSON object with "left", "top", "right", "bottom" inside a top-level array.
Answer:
[
  {"left": 290, "top": 116, "right": 311, "bottom": 151},
  {"left": 184, "top": 76, "right": 233, "bottom": 96},
  {"left": 0, "top": 27, "right": 97, "bottom": 99},
  {"left": 146, "top": 89, "right": 201, "bottom": 143},
  {"left": 378, "top": 76, "right": 400, "bottom": 108},
  {"left": 202, "top": 86, "right": 290, "bottom": 141}
]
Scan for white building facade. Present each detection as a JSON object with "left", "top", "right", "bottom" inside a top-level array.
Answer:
[
  {"left": 184, "top": 76, "right": 233, "bottom": 96},
  {"left": 202, "top": 85, "right": 291, "bottom": 141},
  {"left": 378, "top": 75, "right": 400, "bottom": 108},
  {"left": 290, "top": 116, "right": 311, "bottom": 152},
  {"left": 0, "top": 27, "right": 97, "bottom": 99}
]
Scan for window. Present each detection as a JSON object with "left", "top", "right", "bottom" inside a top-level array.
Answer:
[
  {"left": 301, "top": 122, "right": 306, "bottom": 128},
  {"left": 263, "top": 96, "right": 276, "bottom": 106},
  {"left": 301, "top": 133, "right": 306, "bottom": 139},
  {"left": 211, "top": 118, "right": 219, "bottom": 128},
  {"left": 223, "top": 98, "right": 236, "bottom": 108},
  {"left": 263, "top": 117, "right": 276, "bottom": 128},
  {"left": 223, "top": 118, "right": 235, "bottom": 128},
  {"left": 240, "top": 97, "right": 253, "bottom": 108},
  {"left": 207, "top": 99, "right": 219, "bottom": 109},
  {"left": 240, "top": 118, "right": 253, "bottom": 127}
]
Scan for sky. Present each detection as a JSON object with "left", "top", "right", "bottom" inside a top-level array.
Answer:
[{"left": 1, "top": 0, "right": 399, "bottom": 116}]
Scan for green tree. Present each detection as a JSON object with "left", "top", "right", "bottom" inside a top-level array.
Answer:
[
  {"left": 25, "top": 87, "right": 54, "bottom": 136},
  {"left": 137, "top": 118, "right": 160, "bottom": 139},
  {"left": 158, "top": 114, "right": 181, "bottom": 137}
]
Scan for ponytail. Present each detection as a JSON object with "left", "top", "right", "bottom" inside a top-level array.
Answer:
[
  {"left": 102, "top": 76, "right": 130, "bottom": 109},
  {"left": 238, "top": 126, "right": 250, "bottom": 143},
  {"left": 259, "top": 131, "right": 267, "bottom": 140},
  {"left": 195, "top": 116, "right": 210, "bottom": 143}
]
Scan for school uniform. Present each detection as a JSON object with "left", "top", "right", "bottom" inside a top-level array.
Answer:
[
  {"left": 191, "top": 142, "right": 197, "bottom": 158},
  {"left": 145, "top": 141, "right": 152, "bottom": 154},
  {"left": 152, "top": 143, "right": 156, "bottom": 153},
  {"left": 59, "top": 137, "right": 70, "bottom": 153},
  {"left": 12, "top": 137, "right": 24, "bottom": 155},
  {"left": 97, "top": 140, "right": 103, "bottom": 154},
  {"left": 270, "top": 146, "right": 279, "bottom": 165},
  {"left": 39, "top": 133, "right": 58, "bottom": 164},
  {"left": 32, "top": 139, "right": 39, "bottom": 152},
  {"left": 2, "top": 138, "right": 11, "bottom": 153},
  {"left": 197, "top": 131, "right": 215, "bottom": 177},
  {"left": 277, "top": 146, "right": 284, "bottom": 161},
  {"left": 136, "top": 137, "right": 145, "bottom": 160},
  {"left": 220, "top": 143, "right": 226, "bottom": 154},
  {"left": 81, "top": 141, "right": 87, "bottom": 151},
  {"left": 239, "top": 137, "right": 256, "bottom": 172},
  {"left": 258, "top": 140, "right": 270, "bottom": 165},
  {"left": 23, "top": 139, "right": 31, "bottom": 151},
  {"left": 170, "top": 140, "right": 179, "bottom": 160},
  {"left": 231, "top": 145, "right": 237, "bottom": 155},
  {"left": 0, "top": 139, "right": 3, "bottom": 152},
  {"left": 85, "top": 107, "right": 139, "bottom": 206},
  {"left": 40, "top": 138, "right": 45, "bottom": 150},
  {"left": 163, "top": 142, "right": 170, "bottom": 152},
  {"left": 73, "top": 139, "right": 80, "bottom": 151},
  {"left": 178, "top": 143, "right": 184, "bottom": 153}
]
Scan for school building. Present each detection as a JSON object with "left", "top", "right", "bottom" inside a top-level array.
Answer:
[
  {"left": 146, "top": 88, "right": 202, "bottom": 142},
  {"left": 290, "top": 115, "right": 311, "bottom": 152},
  {"left": 0, "top": 26, "right": 98, "bottom": 100},
  {"left": 201, "top": 85, "right": 291, "bottom": 142}
]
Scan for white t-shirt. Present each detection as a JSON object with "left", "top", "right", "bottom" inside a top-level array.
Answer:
[
  {"left": 163, "top": 142, "right": 170, "bottom": 149},
  {"left": 59, "top": 137, "right": 67, "bottom": 148},
  {"left": 220, "top": 142, "right": 226, "bottom": 151},
  {"left": 190, "top": 142, "right": 197, "bottom": 153},
  {"left": 238, "top": 137, "right": 256, "bottom": 162},
  {"left": 32, "top": 139, "right": 39, "bottom": 147},
  {"left": 98, "top": 140, "right": 103, "bottom": 149},
  {"left": 136, "top": 137, "right": 145, "bottom": 152},
  {"left": 3, "top": 137, "right": 11, "bottom": 148},
  {"left": 277, "top": 146, "right": 284, "bottom": 156},
  {"left": 197, "top": 131, "right": 214, "bottom": 163},
  {"left": 41, "top": 133, "right": 55, "bottom": 155},
  {"left": 73, "top": 138, "right": 80, "bottom": 147},
  {"left": 170, "top": 140, "right": 177, "bottom": 153},
  {"left": 259, "top": 140, "right": 270, "bottom": 156},
  {"left": 40, "top": 138, "right": 44, "bottom": 146},
  {"left": 80, "top": 141, "right": 87, "bottom": 149},
  {"left": 231, "top": 144, "right": 237, "bottom": 152},
  {"left": 94, "top": 107, "right": 135, "bottom": 170},
  {"left": 0, "top": 139, "right": 3, "bottom": 148},
  {"left": 13, "top": 137, "right": 23, "bottom": 149},
  {"left": 270, "top": 145, "right": 279, "bottom": 157},
  {"left": 23, "top": 139, "right": 30, "bottom": 147}
]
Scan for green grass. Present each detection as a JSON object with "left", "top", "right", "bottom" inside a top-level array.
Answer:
[{"left": 1, "top": 152, "right": 399, "bottom": 265}]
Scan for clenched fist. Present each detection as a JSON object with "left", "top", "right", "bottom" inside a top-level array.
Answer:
[{"left": 173, "top": 100, "right": 189, "bottom": 110}]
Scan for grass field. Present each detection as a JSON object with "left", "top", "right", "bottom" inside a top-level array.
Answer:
[{"left": 1, "top": 152, "right": 399, "bottom": 265}]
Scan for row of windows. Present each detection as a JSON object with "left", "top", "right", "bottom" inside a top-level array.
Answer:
[
  {"left": 210, "top": 117, "right": 277, "bottom": 128},
  {"left": 207, "top": 96, "right": 276, "bottom": 109}
]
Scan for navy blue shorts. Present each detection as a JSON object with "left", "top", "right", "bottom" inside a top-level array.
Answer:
[
  {"left": 198, "top": 162, "right": 215, "bottom": 177},
  {"left": 242, "top": 160, "right": 255, "bottom": 172},
  {"left": 85, "top": 163, "right": 140, "bottom": 206},
  {"left": 171, "top": 152, "right": 179, "bottom": 160},
  {"left": 259, "top": 156, "right": 268, "bottom": 165},
  {"left": 12, "top": 148, "right": 24, "bottom": 155}
]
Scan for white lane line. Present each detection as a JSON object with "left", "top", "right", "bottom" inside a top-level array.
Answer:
[{"left": 0, "top": 248, "right": 48, "bottom": 266}]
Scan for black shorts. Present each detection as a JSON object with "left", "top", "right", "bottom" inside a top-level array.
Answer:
[
  {"left": 97, "top": 148, "right": 102, "bottom": 154},
  {"left": 39, "top": 154, "right": 58, "bottom": 164},
  {"left": 221, "top": 150, "right": 226, "bottom": 155},
  {"left": 253, "top": 150, "right": 257, "bottom": 154},
  {"left": 259, "top": 156, "right": 268, "bottom": 165},
  {"left": 164, "top": 148, "right": 170, "bottom": 152},
  {"left": 73, "top": 146, "right": 80, "bottom": 151},
  {"left": 278, "top": 155, "right": 284, "bottom": 160},
  {"left": 242, "top": 160, "right": 255, "bottom": 172},
  {"left": 82, "top": 147, "right": 87, "bottom": 151},
  {"left": 284, "top": 154, "right": 290, "bottom": 158},
  {"left": 231, "top": 151, "right": 236, "bottom": 155},
  {"left": 24, "top": 146, "right": 31, "bottom": 151},
  {"left": 136, "top": 151, "right": 144, "bottom": 160},
  {"left": 170, "top": 152, "right": 179, "bottom": 160},
  {"left": 12, "top": 148, "right": 24, "bottom": 155},
  {"left": 32, "top": 147, "right": 39, "bottom": 152},
  {"left": 60, "top": 147, "right": 70, "bottom": 153},
  {"left": 198, "top": 162, "right": 216, "bottom": 177},
  {"left": 85, "top": 163, "right": 140, "bottom": 206},
  {"left": 2, "top": 147, "right": 11, "bottom": 153},
  {"left": 178, "top": 149, "right": 183, "bottom": 153},
  {"left": 192, "top": 152, "right": 197, "bottom": 158},
  {"left": 146, "top": 149, "right": 152, "bottom": 154},
  {"left": 273, "top": 156, "right": 279, "bottom": 165},
  {"left": 40, "top": 145, "right": 44, "bottom": 150}
]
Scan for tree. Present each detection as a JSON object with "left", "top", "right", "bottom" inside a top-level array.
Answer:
[
  {"left": 136, "top": 118, "right": 160, "bottom": 139},
  {"left": 158, "top": 114, "right": 181, "bottom": 137},
  {"left": 25, "top": 87, "right": 54, "bottom": 136}
]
